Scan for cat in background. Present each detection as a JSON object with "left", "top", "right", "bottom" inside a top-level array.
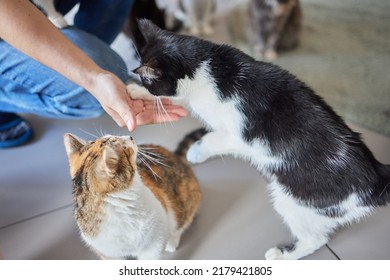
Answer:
[
  {"left": 30, "top": 0, "right": 68, "bottom": 28},
  {"left": 248, "top": 0, "right": 302, "bottom": 60},
  {"left": 168, "top": 0, "right": 217, "bottom": 36},
  {"left": 63, "top": 131, "right": 202, "bottom": 260},
  {"left": 124, "top": 0, "right": 183, "bottom": 50},
  {"left": 133, "top": 19, "right": 390, "bottom": 260}
]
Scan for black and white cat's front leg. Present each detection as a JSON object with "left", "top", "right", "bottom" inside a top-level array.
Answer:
[{"left": 186, "top": 131, "right": 242, "bottom": 163}]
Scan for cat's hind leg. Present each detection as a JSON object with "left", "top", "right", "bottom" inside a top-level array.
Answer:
[{"left": 266, "top": 182, "right": 335, "bottom": 260}]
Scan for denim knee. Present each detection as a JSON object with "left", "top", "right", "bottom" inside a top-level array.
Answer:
[
  {"left": 62, "top": 27, "right": 129, "bottom": 82},
  {"left": 46, "top": 85, "right": 105, "bottom": 119}
]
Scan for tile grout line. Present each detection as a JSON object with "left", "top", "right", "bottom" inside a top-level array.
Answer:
[
  {"left": 326, "top": 244, "right": 341, "bottom": 260},
  {"left": 0, "top": 203, "right": 73, "bottom": 231}
]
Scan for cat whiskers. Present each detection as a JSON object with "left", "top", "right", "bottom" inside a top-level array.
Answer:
[
  {"left": 129, "top": 37, "right": 141, "bottom": 63},
  {"left": 379, "top": 182, "right": 390, "bottom": 197},
  {"left": 137, "top": 147, "right": 170, "bottom": 180},
  {"left": 79, "top": 128, "right": 100, "bottom": 139},
  {"left": 138, "top": 148, "right": 169, "bottom": 168},
  {"left": 153, "top": 96, "right": 174, "bottom": 130}
]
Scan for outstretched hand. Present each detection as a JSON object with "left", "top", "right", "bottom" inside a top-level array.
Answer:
[
  {"left": 136, "top": 98, "right": 188, "bottom": 126},
  {"left": 90, "top": 72, "right": 188, "bottom": 131}
]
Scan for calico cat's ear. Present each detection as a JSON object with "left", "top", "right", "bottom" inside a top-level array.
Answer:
[
  {"left": 137, "top": 18, "right": 161, "bottom": 43},
  {"left": 97, "top": 146, "right": 119, "bottom": 178},
  {"left": 64, "top": 133, "right": 86, "bottom": 157}
]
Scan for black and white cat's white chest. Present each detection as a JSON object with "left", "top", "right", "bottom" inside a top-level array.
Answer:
[
  {"left": 175, "top": 61, "right": 245, "bottom": 135},
  {"left": 174, "top": 60, "right": 283, "bottom": 173}
]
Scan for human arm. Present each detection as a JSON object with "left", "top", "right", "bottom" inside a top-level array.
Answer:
[{"left": 0, "top": 0, "right": 187, "bottom": 130}]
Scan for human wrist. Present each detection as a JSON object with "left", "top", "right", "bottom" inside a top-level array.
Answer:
[{"left": 82, "top": 69, "right": 114, "bottom": 98}]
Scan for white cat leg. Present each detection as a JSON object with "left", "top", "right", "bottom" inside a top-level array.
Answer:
[
  {"left": 165, "top": 229, "right": 183, "bottom": 253},
  {"left": 186, "top": 131, "right": 242, "bottom": 163},
  {"left": 266, "top": 182, "right": 334, "bottom": 260},
  {"left": 265, "top": 236, "right": 329, "bottom": 260},
  {"left": 126, "top": 82, "right": 155, "bottom": 100}
]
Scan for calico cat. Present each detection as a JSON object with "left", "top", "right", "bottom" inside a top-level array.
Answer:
[
  {"left": 63, "top": 131, "right": 202, "bottom": 260},
  {"left": 132, "top": 19, "right": 390, "bottom": 260},
  {"left": 30, "top": 0, "right": 68, "bottom": 28},
  {"left": 248, "top": 0, "right": 302, "bottom": 60}
]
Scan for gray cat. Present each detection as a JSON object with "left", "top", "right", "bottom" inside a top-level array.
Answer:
[{"left": 248, "top": 0, "right": 302, "bottom": 60}]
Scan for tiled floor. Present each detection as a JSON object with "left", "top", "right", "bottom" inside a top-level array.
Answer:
[
  {"left": 0, "top": 114, "right": 389, "bottom": 260},
  {"left": 1, "top": 0, "right": 389, "bottom": 261}
]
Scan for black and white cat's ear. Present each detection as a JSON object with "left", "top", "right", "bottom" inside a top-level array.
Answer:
[
  {"left": 137, "top": 18, "right": 162, "bottom": 43},
  {"left": 64, "top": 133, "right": 86, "bottom": 157}
]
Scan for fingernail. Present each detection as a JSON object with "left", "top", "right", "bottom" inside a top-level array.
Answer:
[{"left": 127, "top": 120, "right": 136, "bottom": 131}]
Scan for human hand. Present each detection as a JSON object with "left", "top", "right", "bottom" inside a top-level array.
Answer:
[
  {"left": 126, "top": 82, "right": 188, "bottom": 127},
  {"left": 136, "top": 98, "right": 188, "bottom": 126},
  {"left": 90, "top": 72, "right": 188, "bottom": 131}
]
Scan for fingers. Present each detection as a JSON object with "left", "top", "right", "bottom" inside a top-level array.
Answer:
[
  {"left": 142, "top": 102, "right": 189, "bottom": 117},
  {"left": 105, "top": 98, "right": 138, "bottom": 131},
  {"left": 135, "top": 101, "right": 189, "bottom": 126},
  {"left": 136, "top": 111, "right": 182, "bottom": 126}
]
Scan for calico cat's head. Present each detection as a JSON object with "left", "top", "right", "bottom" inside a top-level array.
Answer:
[
  {"left": 64, "top": 134, "right": 137, "bottom": 194},
  {"left": 133, "top": 19, "right": 208, "bottom": 97}
]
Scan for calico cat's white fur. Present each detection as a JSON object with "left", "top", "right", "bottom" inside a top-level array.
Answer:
[{"left": 133, "top": 19, "right": 390, "bottom": 260}]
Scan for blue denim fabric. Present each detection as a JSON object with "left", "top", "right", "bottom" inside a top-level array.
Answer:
[{"left": 0, "top": 0, "right": 133, "bottom": 119}]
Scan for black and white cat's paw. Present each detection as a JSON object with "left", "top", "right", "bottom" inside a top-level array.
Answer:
[
  {"left": 187, "top": 140, "right": 210, "bottom": 164},
  {"left": 265, "top": 244, "right": 297, "bottom": 260},
  {"left": 265, "top": 247, "right": 286, "bottom": 260},
  {"left": 126, "top": 82, "right": 155, "bottom": 101}
]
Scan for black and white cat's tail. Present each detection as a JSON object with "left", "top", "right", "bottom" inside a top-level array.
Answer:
[{"left": 175, "top": 128, "right": 208, "bottom": 161}]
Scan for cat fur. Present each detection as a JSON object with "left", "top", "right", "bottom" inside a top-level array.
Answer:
[
  {"left": 133, "top": 19, "right": 390, "bottom": 260},
  {"left": 64, "top": 132, "right": 202, "bottom": 260}
]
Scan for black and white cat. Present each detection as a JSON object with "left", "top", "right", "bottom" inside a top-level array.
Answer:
[{"left": 133, "top": 19, "right": 390, "bottom": 260}]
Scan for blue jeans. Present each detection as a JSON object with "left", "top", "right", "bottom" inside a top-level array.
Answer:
[{"left": 0, "top": 0, "right": 134, "bottom": 119}]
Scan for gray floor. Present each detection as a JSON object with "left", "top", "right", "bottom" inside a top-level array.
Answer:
[
  {"left": 0, "top": 114, "right": 389, "bottom": 260},
  {"left": 1, "top": 0, "right": 390, "bottom": 260}
]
